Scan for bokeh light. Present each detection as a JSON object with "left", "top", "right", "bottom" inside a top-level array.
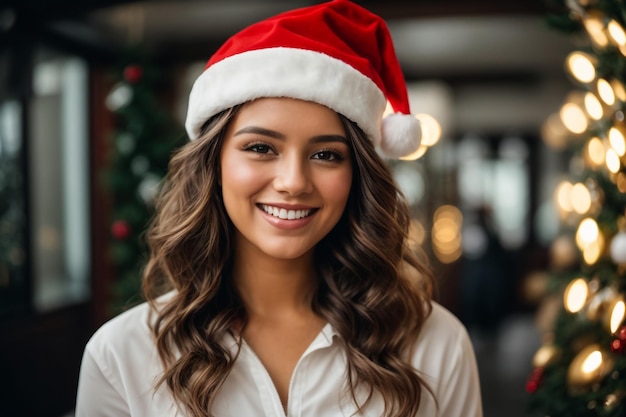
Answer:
[
  {"left": 560, "top": 102, "right": 588, "bottom": 134},
  {"left": 597, "top": 78, "right": 616, "bottom": 105},
  {"left": 566, "top": 52, "right": 596, "bottom": 83},
  {"left": 564, "top": 278, "right": 589, "bottom": 313},
  {"left": 432, "top": 205, "right": 463, "bottom": 263}
]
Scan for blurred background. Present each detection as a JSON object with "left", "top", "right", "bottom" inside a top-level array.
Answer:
[{"left": 3, "top": 0, "right": 625, "bottom": 416}]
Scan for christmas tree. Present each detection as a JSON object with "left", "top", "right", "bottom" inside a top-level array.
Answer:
[
  {"left": 527, "top": 1, "right": 626, "bottom": 415},
  {"left": 103, "top": 54, "right": 184, "bottom": 313}
]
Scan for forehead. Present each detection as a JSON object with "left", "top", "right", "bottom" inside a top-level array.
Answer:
[{"left": 228, "top": 98, "right": 346, "bottom": 135}]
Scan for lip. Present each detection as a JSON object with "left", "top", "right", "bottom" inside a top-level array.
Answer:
[
  {"left": 258, "top": 202, "right": 317, "bottom": 210},
  {"left": 257, "top": 203, "right": 318, "bottom": 230}
]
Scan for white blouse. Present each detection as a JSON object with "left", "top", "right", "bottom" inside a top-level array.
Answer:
[{"left": 75, "top": 297, "right": 483, "bottom": 417}]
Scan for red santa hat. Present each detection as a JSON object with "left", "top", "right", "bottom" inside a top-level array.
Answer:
[{"left": 185, "top": 0, "right": 421, "bottom": 158}]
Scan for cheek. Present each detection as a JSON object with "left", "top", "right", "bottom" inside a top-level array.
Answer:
[
  {"left": 221, "top": 156, "right": 264, "bottom": 195},
  {"left": 322, "top": 170, "right": 353, "bottom": 206}
]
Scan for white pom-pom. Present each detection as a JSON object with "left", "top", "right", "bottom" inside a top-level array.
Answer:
[{"left": 380, "top": 113, "right": 422, "bottom": 158}]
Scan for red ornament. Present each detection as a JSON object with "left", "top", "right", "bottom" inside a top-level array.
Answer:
[
  {"left": 112, "top": 220, "right": 131, "bottom": 240},
  {"left": 123, "top": 65, "right": 143, "bottom": 84},
  {"left": 611, "top": 338, "right": 625, "bottom": 354},
  {"left": 618, "top": 325, "right": 626, "bottom": 341},
  {"left": 526, "top": 379, "right": 539, "bottom": 394},
  {"left": 525, "top": 367, "right": 544, "bottom": 394}
]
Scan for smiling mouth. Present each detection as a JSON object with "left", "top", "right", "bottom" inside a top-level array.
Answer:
[{"left": 260, "top": 204, "right": 316, "bottom": 220}]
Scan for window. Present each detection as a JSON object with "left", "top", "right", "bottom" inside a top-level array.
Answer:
[
  {"left": 0, "top": 47, "right": 91, "bottom": 317},
  {"left": 30, "top": 48, "right": 90, "bottom": 311}
]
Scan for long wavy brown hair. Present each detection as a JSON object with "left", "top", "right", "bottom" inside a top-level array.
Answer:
[{"left": 142, "top": 105, "right": 435, "bottom": 417}]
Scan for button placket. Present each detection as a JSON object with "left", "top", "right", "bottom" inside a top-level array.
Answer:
[{"left": 243, "top": 342, "right": 287, "bottom": 417}]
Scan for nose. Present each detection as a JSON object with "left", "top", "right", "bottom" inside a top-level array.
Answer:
[{"left": 273, "top": 153, "right": 313, "bottom": 196}]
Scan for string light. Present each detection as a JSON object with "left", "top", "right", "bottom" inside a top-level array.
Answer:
[
  {"left": 556, "top": 180, "right": 574, "bottom": 212},
  {"left": 609, "top": 126, "right": 626, "bottom": 155},
  {"left": 582, "top": 233, "right": 604, "bottom": 265},
  {"left": 566, "top": 52, "right": 597, "bottom": 83},
  {"left": 608, "top": 297, "right": 625, "bottom": 333},
  {"left": 611, "top": 79, "right": 626, "bottom": 102},
  {"left": 576, "top": 217, "right": 599, "bottom": 250},
  {"left": 583, "top": 11, "right": 610, "bottom": 48},
  {"left": 567, "top": 344, "right": 613, "bottom": 389},
  {"left": 564, "top": 278, "right": 589, "bottom": 313},
  {"left": 584, "top": 92, "right": 604, "bottom": 120},
  {"left": 608, "top": 19, "right": 626, "bottom": 46},
  {"left": 586, "top": 137, "right": 605, "bottom": 166},
  {"left": 581, "top": 350, "right": 603, "bottom": 374},
  {"left": 432, "top": 205, "right": 462, "bottom": 263},
  {"left": 560, "top": 102, "right": 588, "bottom": 134},
  {"left": 606, "top": 148, "right": 621, "bottom": 173},
  {"left": 571, "top": 182, "right": 592, "bottom": 214},
  {"left": 532, "top": 344, "right": 560, "bottom": 368},
  {"left": 597, "top": 78, "right": 616, "bottom": 105}
]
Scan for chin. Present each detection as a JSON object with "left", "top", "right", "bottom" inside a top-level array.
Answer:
[{"left": 259, "top": 242, "right": 314, "bottom": 261}]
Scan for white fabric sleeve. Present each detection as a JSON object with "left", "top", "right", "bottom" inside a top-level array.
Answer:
[
  {"left": 436, "top": 329, "right": 483, "bottom": 417},
  {"left": 75, "top": 346, "right": 131, "bottom": 417}
]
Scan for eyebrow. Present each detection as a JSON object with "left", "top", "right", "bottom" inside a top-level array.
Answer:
[{"left": 234, "top": 126, "right": 349, "bottom": 146}]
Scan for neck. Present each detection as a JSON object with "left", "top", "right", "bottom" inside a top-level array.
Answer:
[{"left": 232, "top": 245, "right": 317, "bottom": 319}]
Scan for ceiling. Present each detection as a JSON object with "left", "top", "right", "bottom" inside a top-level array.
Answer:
[
  {"left": 1, "top": 0, "right": 577, "bottom": 134},
  {"left": 3, "top": 0, "right": 570, "bottom": 71}
]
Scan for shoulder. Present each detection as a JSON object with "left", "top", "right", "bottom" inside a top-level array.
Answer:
[
  {"left": 412, "top": 301, "right": 475, "bottom": 369},
  {"left": 419, "top": 302, "right": 469, "bottom": 346},
  {"left": 77, "top": 293, "right": 181, "bottom": 415},
  {"left": 84, "top": 300, "right": 156, "bottom": 379},
  {"left": 411, "top": 302, "right": 483, "bottom": 416},
  {"left": 84, "top": 292, "right": 174, "bottom": 379}
]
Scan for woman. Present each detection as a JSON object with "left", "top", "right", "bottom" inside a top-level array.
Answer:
[{"left": 76, "top": 1, "right": 482, "bottom": 416}]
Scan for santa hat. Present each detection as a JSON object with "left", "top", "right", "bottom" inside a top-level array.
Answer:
[{"left": 185, "top": 0, "right": 421, "bottom": 158}]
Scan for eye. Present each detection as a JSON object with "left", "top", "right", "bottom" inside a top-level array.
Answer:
[
  {"left": 312, "top": 149, "right": 343, "bottom": 161},
  {"left": 244, "top": 142, "right": 273, "bottom": 154}
]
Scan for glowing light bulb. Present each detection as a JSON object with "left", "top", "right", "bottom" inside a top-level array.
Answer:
[
  {"left": 556, "top": 181, "right": 573, "bottom": 212},
  {"left": 560, "top": 102, "right": 588, "bottom": 134},
  {"left": 610, "top": 299, "right": 625, "bottom": 333},
  {"left": 564, "top": 278, "right": 589, "bottom": 313},
  {"left": 609, "top": 126, "right": 626, "bottom": 156},
  {"left": 584, "top": 92, "right": 604, "bottom": 120},
  {"left": 608, "top": 19, "right": 626, "bottom": 46},
  {"left": 587, "top": 137, "right": 605, "bottom": 166},
  {"left": 566, "top": 52, "right": 597, "bottom": 83},
  {"left": 597, "top": 78, "right": 615, "bottom": 105},
  {"left": 581, "top": 350, "right": 603, "bottom": 374},
  {"left": 583, "top": 234, "right": 604, "bottom": 265},
  {"left": 576, "top": 218, "right": 599, "bottom": 250},
  {"left": 612, "top": 79, "right": 626, "bottom": 102},
  {"left": 432, "top": 205, "right": 462, "bottom": 264},
  {"left": 606, "top": 148, "right": 621, "bottom": 173},
  {"left": 583, "top": 13, "right": 610, "bottom": 48},
  {"left": 567, "top": 344, "right": 613, "bottom": 387},
  {"left": 571, "top": 182, "right": 592, "bottom": 214}
]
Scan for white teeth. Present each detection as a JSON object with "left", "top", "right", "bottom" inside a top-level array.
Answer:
[{"left": 262, "top": 205, "right": 312, "bottom": 220}]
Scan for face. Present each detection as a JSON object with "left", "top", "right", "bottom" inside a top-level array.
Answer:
[{"left": 220, "top": 97, "right": 352, "bottom": 262}]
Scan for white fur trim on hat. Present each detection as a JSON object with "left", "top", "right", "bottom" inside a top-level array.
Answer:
[
  {"left": 185, "top": 47, "right": 387, "bottom": 145},
  {"left": 380, "top": 113, "right": 422, "bottom": 158}
]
